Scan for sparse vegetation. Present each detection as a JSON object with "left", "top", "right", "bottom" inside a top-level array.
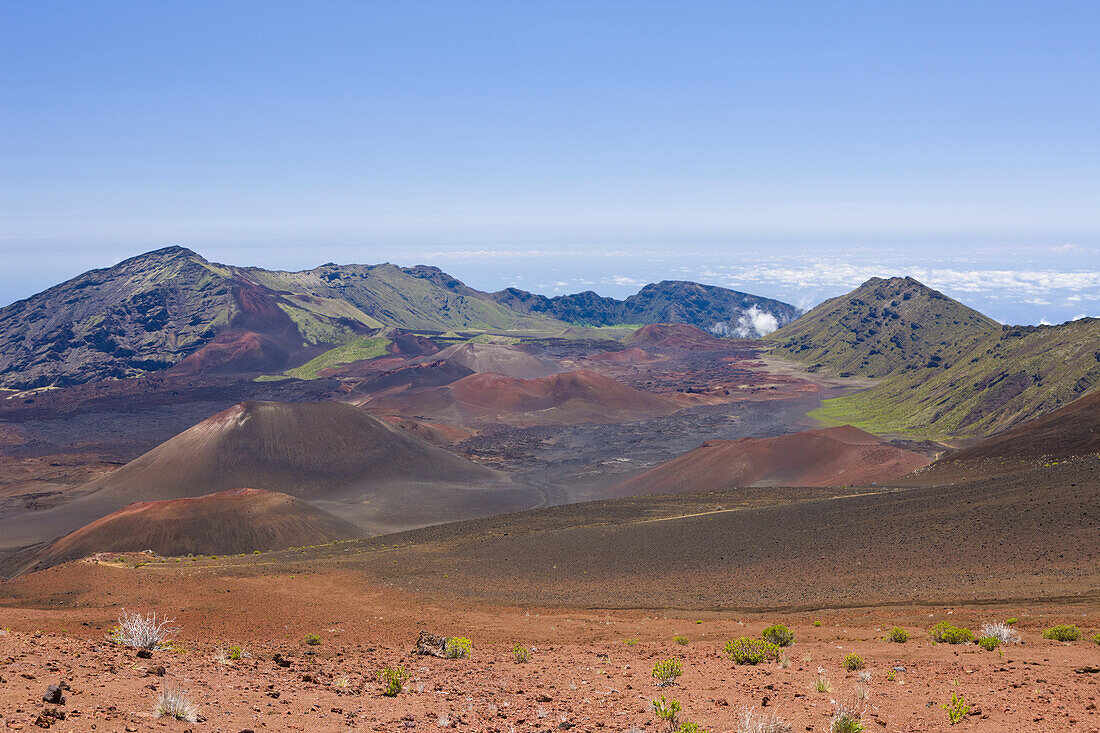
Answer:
[
  {"left": 829, "top": 700, "right": 864, "bottom": 733},
  {"left": 512, "top": 643, "right": 532, "bottom": 663},
  {"left": 725, "top": 637, "right": 781, "bottom": 665},
  {"left": 942, "top": 692, "right": 971, "bottom": 724},
  {"left": 761, "top": 623, "right": 795, "bottom": 647},
  {"left": 1092, "top": 632, "right": 1100, "bottom": 645},
  {"left": 886, "top": 627, "right": 909, "bottom": 643},
  {"left": 110, "top": 609, "right": 179, "bottom": 650},
  {"left": 304, "top": 633, "right": 322, "bottom": 646},
  {"left": 378, "top": 665, "right": 409, "bottom": 696},
  {"left": 979, "top": 621, "right": 1020, "bottom": 645},
  {"left": 930, "top": 621, "right": 973, "bottom": 644},
  {"left": 1043, "top": 624, "right": 1079, "bottom": 641},
  {"left": 1005, "top": 617, "right": 1018, "bottom": 625},
  {"left": 977, "top": 636, "right": 1001, "bottom": 651},
  {"left": 624, "top": 637, "right": 640, "bottom": 646},
  {"left": 813, "top": 620, "right": 822, "bottom": 627},
  {"left": 228, "top": 645, "right": 243, "bottom": 660},
  {"left": 843, "top": 653, "right": 864, "bottom": 671},
  {"left": 652, "top": 659, "right": 684, "bottom": 686},
  {"left": 155, "top": 683, "right": 199, "bottom": 722},
  {"left": 444, "top": 636, "right": 472, "bottom": 658},
  {"left": 813, "top": 667, "right": 832, "bottom": 693},
  {"left": 736, "top": 707, "right": 792, "bottom": 733},
  {"left": 651, "top": 695, "right": 682, "bottom": 729},
  {"left": 674, "top": 634, "right": 690, "bottom": 645}
]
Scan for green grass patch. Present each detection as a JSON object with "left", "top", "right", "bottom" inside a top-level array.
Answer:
[{"left": 284, "top": 336, "right": 392, "bottom": 380}]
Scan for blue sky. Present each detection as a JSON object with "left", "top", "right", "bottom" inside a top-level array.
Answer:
[{"left": 2, "top": 0, "right": 1098, "bottom": 324}]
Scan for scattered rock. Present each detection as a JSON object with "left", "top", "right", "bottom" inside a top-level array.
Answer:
[
  {"left": 42, "top": 685, "right": 65, "bottom": 705},
  {"left": 413, "top": 632, "right": 448, "bottom": 658}
]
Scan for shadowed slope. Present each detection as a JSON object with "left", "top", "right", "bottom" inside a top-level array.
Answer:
[
  {"left": 611, "top": 426, "right": 930, "bottom": 496},
  {"left": 12, "top": 488, "right": 362, "bottom": 575}
]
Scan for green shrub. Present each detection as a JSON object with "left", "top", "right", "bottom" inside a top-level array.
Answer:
[
  {"left": 761, "top": 623, "right": 795, "bottom": 647},
  {"left": 813, "top": 620, "right": 822, "bottom": 627},
  {"left": 512, "top": 644, "right": 531, "bottom": 663},
  {"left": 444, "top": 636, "right": 472, "bottom": 658},
  {"left": 885, "top": 670, "right": 897, "bottom": 682},
  {"left": 303, "top": 633, "right": 322, "bottom": 646},
  {"left": 831, "top": 713, "right": 864, "bottom": 733},
  {"left": 724, "top": 637, "right": 780, "bottom": 665},
  {"left": 228, "top": 646, "right": 243, "bottom": 660},
  {"left": 977, "top": 636, "right": 1000, "bottom": 651},
  {"left": 1042, "top": 624, "right": 1079, "bottom": 641},
  {"left": 651, "top": 695, "right": 682, "bottom": 725},
  {"left": 930, "top": 621, "right": 973, "bottom": 644},
  {"left": 942, "top": 692, "right": 970, "bottom": 724},
  {"left": 1005, "top": 617, "right": 1018, "bottom": 625},
  {"left": 377, "top": 665, "right": 408, "bottom": 697},
  {"left": 843, "top": 653, "right": 864, "bottom": 671},
  {"left": 652, "top": 659, "right": 684, "bottom": 686},
  {"left": 673, "top": 634, "right": 690, "bottom": 645},
  {"left": 886, "top": 627, "right": 909, "bottom": 643},
  {"left": 623, "top": 637, "right": 639, "bottom": 646},
  {"left": 1092, "top": 632, "right": 1100, "bottom": 645}
]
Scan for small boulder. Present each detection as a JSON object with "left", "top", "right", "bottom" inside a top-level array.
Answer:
[{"left": 42, "top": 685, "right": 65, "bottom": 704}]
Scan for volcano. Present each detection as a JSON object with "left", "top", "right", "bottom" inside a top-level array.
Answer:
[{"left": 611, "top": 425, "right": 930, "bottom": 496}]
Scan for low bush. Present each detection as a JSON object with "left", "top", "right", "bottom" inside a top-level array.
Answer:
[
  {"left": 377, "top": 665, "right": 409, "bottom": 696},
  {"left": 886, "top": 627, "right": 909, "bottom": 643},
  {"left": 842, "top": 653, "right": 864, "bottom": 671},
  {"left": 652, "top": 659, "right": 684, "bottom": 686},
  {"left": 1043, "top": 624, "right": 1079, "bottom": 641},
  {"left": 1092, "top": 632, "right": 1100, "bottom": 645},
  {"left": 979, "top": 621, "right": 1020, "bottom": 645},
  {"left": 155, "top": 683, "right": 199, "bottom": 722},
  {"left": 1005, "top": 617, "right": 1018, "bottom": 625},
  {"left": 977, "top": 636, "right": 1000, "bottom": 651},
  {"left": 444, "top": 636, "right": 472, "bottom": 658},
  {"left": 942, "top": 692, "right": 970, "bottom": 725},
  {"left": 674, "top": 634, "right": 690, "bottom": 645},
  {"left": 829, "top": 701, "right": 864, "bottom": 733},
  {"left": 652, "top": 695, "right": 682, "bottom": 726},
  {"left": 228, "top": 646, "right": 243, "bottom": 660},
  {"left": 303, "top": 633, "right": 322, "bottom": 646},
  {"left": 110, "top": 609, "right": 179, "bottom": 650},
  {"left": 512, "top": 644, "right": 531, "bottom": 663},
  {"left": 930, "top": 621, "right": 973, "bottom": 644},
  {"left": 725, "top": 637, "right": 781, "bottom": 665},
  {"left": 761, "top": 624, "right": 795, "bottom": 647}
]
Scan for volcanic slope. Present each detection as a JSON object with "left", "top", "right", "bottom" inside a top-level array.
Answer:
[
  {"left": 610, "top": 425, "right": 930, "bottom": 497},
  {"left": 297, "top": 456, "right": 1100, "bottom": 609},
  {"left": 0, "top": 247, "right": 567, "bottom": 389},
  {"left": 908, "top": 387, "right": 1100, "bottom": 483},
  {"left": 4, "top": 488, "right": 362, "bottom": 577},
  {"left": 622, "top": 323, "right": 730, "bottom": 350},
  {"left": 0, "top": 401, "right": 542, "bottom": 546},
  {"left": 764, "top": 276, "right": 1000, "bottom": 378},
  {"left": 408, "top": 342, "right": 561, "bottom": 379},
  {"left": 364, "top": 369, "right": 683, "bottom": 425},
  {"left": 814, "top": 316, "right": 1100, "bottom": 437}
]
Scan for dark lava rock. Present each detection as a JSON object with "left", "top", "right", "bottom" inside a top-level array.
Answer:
[{"left": 42, "top": 685, "right": 65, "bottom": 704}]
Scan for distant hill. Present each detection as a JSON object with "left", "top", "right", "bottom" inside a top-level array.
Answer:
[
  {"left": 766, "top": 276, "right": 1100, "bottom": 436},
  {"left": 764, "top": 276, "right": 1000, "bottom": 378},
  {"left": 366, "top": 369, "right": 683, "bottom": 425},
  {"left": 0, "top": 247, "right": 798, "bottom": 389},
  {"left": 610, "top": 425, "right": 929, "bottom": 496},
  {"left": 815, "top": 316, "right": 1100, "bottom": 437},
  {"left": 491, "top": 280, "right": 800, "bottom": 335},
  {"left": 8, "top": 488, "right": 363, "bottom": 575},
  {"left": 0, "top": 247, "right": 567, "bottom": 389}
]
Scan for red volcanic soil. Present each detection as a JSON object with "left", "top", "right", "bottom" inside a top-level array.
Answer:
[
  {"left": 167, "top": 329, "right": 290, "bottom": 376},
  {"left": 0, "top": 463, "right": 1097, "bottom": 731},
  {"left": 623, "top": 323, "right": 727, "bottom": 349},
  {"left": 9, "top": 488, "right": 362, "bottom": 576},
  {"left": 367, "top": 369, "right": 683, "bottom": 425},
  {"left": 409, "top": 342, "right": 561, "bottom": 379},
  {"left": 589, "top": 346, "right": 663, "bottom": 364},
  {"left": 0, "top": 422, "right": 29, "bottom": 448},
  {"left": 611, "top": 425, "right": 930, "bottom": 496}
]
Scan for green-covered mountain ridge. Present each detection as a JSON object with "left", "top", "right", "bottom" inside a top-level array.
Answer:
[{"left": 766, "top": 276, "right": 1100, "bottom": 437}]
